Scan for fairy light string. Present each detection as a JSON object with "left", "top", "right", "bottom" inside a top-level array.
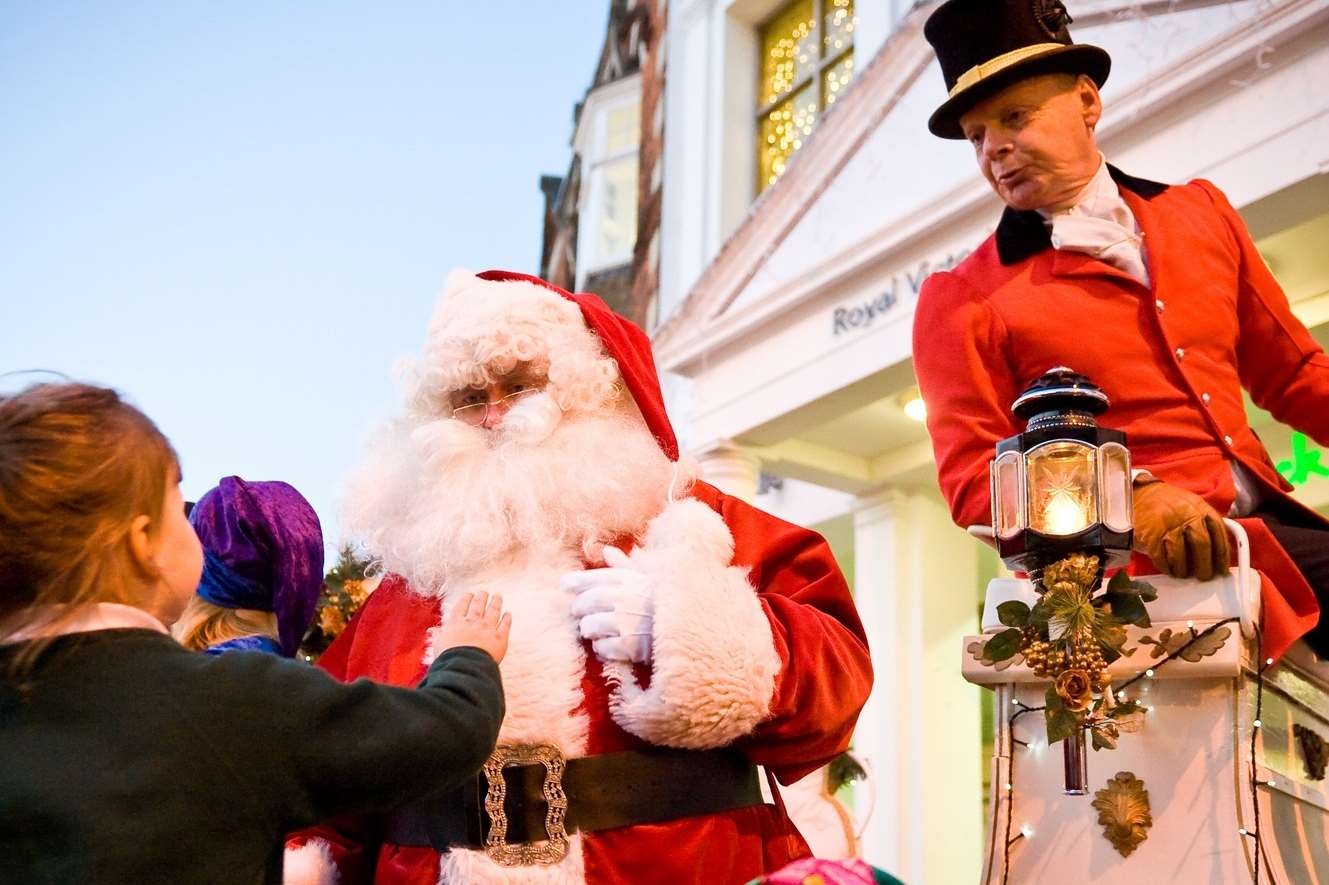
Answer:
[{"left": 996, "top": 615, "right": 1271, "bottom": 885}]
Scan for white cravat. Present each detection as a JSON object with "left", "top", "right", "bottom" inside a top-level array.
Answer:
[{"left": 1040, "top": 157, "right": 1150, "bottom": 287}]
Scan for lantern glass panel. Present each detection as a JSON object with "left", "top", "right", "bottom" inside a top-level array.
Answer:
[
  {"left": 1099, "top": 442, "right": 1132, "bottom": 532},
  {"left": 993, "top": 451, "right": 1025, "bottom": 540},
  {"left": 1026, "top": 441, "right": 1097, "bottom": 536}
]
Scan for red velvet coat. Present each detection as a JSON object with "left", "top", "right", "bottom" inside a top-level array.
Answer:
[
  {"left": 914, "top": 168, "right": 1329, "bottom": 660},
  {"left": 286, "top": 481, "right": 872, "bottom": 885}
]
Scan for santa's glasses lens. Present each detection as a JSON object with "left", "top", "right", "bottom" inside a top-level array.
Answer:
[{"left": 451, "top": 388, "right": 539, "bottom": 425}]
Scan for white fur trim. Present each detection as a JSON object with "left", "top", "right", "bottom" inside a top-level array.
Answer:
[
  {"left": 405, "top": 271, "right": 620, "bottom": 419},
  {"left": 438, "top": 834, "right": 586, "bottom": 884},
  {"left": 422, "top": 550, "right": 592, "bottom": 884},
  {"left": 283, "top": 839, "right": 339, "bottom": 885},
  {"left": 605, "top": 498, "right": 781, "bottom": 748},
  {"left": 422, "top": 550, "right": 590, "bottom": 755}
]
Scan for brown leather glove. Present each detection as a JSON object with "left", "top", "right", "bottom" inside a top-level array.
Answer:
[{"left": 1132, "top": 479, "right": 1231, "bottom": 581}]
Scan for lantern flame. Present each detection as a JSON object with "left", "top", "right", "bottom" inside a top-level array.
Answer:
[{"left": 1043, "top": 492, "right": 1089, "bottom": 535}]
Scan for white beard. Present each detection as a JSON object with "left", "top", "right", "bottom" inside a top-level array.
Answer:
[{"left": 342, "top": 392, "right": 682, "bottom": 594}]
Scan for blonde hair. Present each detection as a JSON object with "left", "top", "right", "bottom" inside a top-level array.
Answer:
[
  {"left": 171, "top": 596, "right": 278, "bottom": 652},
  {"left": 0, "top": 382, "right": 178, "bottom": 671}
]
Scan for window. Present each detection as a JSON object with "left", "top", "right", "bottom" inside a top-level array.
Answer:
[
  {"left": 577, "top": 89, "right": 641, "bottom": 281},
  {"left": 757, "top": 0, "right": 856, "bottom": 192},
  {"left": 598, "top": 154, "right": 638, "bottom": 261},
  {"left": 596, "top": 102, "right": 640, "bottom": 262}
]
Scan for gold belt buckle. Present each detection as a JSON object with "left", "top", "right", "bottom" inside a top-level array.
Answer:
[{"left": 481, "top": 743, "right": 569, "bottom": 866}]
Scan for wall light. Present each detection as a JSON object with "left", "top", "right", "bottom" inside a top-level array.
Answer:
[{"left": 900, "top": 389, "right": 927, "bottom": 422}]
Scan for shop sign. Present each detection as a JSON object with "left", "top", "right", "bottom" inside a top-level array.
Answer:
[
  {"left": 831, "top": 246, "right": 973, "bottom": 336},
  {"left": 1277, "top": 432, "right": 1329, "bottom": 487}
]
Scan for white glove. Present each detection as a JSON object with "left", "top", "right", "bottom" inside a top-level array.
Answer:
[{"left": 563, "top": 546, "right": 654, "bottom": 665}]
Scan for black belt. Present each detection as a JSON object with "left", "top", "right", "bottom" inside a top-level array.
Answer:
[{"left": 381, "top": 744, "right": 763, "bottom": 865}]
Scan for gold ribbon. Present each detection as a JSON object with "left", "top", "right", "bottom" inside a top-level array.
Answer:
[{"left": 948, "top": 43, "right": 1066, "bottom": 98}]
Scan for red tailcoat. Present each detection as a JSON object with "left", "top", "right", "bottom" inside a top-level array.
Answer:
[
  {"left": 914, "top": 168, "right": 1329, "bottom": 660},
  {"left": 287, "top": 481, "right": 872, "bottom": 884}
]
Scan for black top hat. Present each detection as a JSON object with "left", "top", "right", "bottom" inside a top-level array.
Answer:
[{"left": 924, "top": 0, "right": 1110, "bottom": 139}]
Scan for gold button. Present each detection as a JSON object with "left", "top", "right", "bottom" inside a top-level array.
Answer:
[
  {"left": 1202, "top": 392, "right": 1211, "bottom": 404},
  {"left": 1155, "top": 299, "right": 1165, "bottom": 313},
  {"left": 1224, "top": 435, "right": 1234, "bottom": 446},
  {"left": 1175, "top": 347, "right": 1185, "bottom": 360}
]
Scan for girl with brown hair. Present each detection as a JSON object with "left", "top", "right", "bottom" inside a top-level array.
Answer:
[{"left": 0, "top": 382, "right": 510, "bottom": 884}]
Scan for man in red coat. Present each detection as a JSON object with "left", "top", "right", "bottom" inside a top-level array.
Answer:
[
  {"left": 913, "top": 0, "right": 1329, "bottom": 661},
  {"left": 284, "top": 270, "right": 872, "bottom": 884}
]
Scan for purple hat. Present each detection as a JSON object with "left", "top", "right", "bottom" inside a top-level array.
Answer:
[{"left": 189, "top": 477, "right": 325, "bottom": 657}]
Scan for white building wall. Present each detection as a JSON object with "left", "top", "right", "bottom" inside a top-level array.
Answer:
[
  {"left": 658, "top": 0, "right": 714, "bottom": 321},
  {"left": 851, "top": 490, "right": 983, "bottom": 881},
  {"left": 659, "top": 0, "right": 908, "bottom": 321}
]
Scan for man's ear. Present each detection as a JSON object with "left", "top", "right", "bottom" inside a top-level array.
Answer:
[
  {"left": 127, "top": 514, "right": 160, "bottom": 579},
  {"left": 1077, "top": 74, "right": 1103, "bottom": 131}
]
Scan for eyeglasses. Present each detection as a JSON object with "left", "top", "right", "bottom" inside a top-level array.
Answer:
[{"left": 450, "top": 387, "right": 541, "bottom": 426}]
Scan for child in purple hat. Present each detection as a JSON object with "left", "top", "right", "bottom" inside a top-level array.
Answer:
[{"left": 174, "top": 476, "right": 324, "bottom": 657}]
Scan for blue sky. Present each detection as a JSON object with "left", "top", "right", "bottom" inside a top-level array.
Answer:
[{"left": 1, "top": 1, "right": 610, "bottom": 552}]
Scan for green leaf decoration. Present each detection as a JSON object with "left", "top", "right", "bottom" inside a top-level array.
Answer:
[
  {"left": 1099, "top": 622, "right": 1129, "bottom": 653},
  {"left": 1029, "top": 599, "right": 1053, "bottom": 629},
  {"left": 1045, "top": 684, "right": 1061, "bottom": 710},
  {"left": 1044, "top": 687, "right": 1079, "bottom": 744},
  {"left": 997, "top": 600, "right": 1031, "bottom": 629},
  {"left": 1131, "top": 579, "right": 1159, "bottom": 603},
  {"left": 983, "top": 628, "right": 1023, "bottom": 662},
  {"left": 1104, "top": 591, "right": 1151, "bottom": 628},
  {"left": 1047, "top": 710, "right": 1079, "bottom": 745},
  {"left": 1105, "top": 571, "right": 1158, "bottom": 602},
  {"left": 826, "top": 751, "right": 868, "bottom": 793}
]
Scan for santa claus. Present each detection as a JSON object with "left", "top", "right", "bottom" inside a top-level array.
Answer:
[{"left": 285, "top": 270, "right": 873, "bottom": 885}]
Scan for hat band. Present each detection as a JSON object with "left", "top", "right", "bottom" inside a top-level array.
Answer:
[
  {"left": 948, "top": 42, "right": 1066, "bottom": 98},
  {"left": 196, "top": 548, "right": 272, "bottom": 613}
]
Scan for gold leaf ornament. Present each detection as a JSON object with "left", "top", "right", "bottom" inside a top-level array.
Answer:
[
  {"left": 968, "top": 639, "right": 1022, "bottom": 671},
  {"left": 1138, "top": 625, "right": 1231, "bottom": 662},
  {"left": 1092, "top": 771, "right": 1152, "bottom": 857}
]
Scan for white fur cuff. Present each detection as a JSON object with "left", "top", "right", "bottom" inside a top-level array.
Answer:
[
  {"left": 284, "top": 839, "right": 339, "bottom": 885},
  {"left": 607, "top": 498, "right": 781, "bottom": 748}
]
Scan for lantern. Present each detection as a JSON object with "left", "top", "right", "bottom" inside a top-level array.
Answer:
[
  {"left": 990, "top": 367, "right": 1133, "bottom": 583},
  {"left": 989, "top": 367, "right": 1134, "bottom": 795}
]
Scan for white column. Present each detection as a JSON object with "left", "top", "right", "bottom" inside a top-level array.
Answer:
[
  {"left": 852, "top": 489, "right": 983, "bottom": 884},
  {"left": 694, "top": 438, "right": 762, "bottom": 502}
]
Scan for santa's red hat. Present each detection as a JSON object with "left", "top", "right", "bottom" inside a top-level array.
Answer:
[{"left": 416, "top": 269, "right": 679, "bottom": 462}]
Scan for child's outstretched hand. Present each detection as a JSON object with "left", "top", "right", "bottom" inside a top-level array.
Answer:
[{"left": 435, "top": 592, "right": 512, "bottom": 663}]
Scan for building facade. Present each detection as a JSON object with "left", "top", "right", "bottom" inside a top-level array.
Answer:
[
  {"left": 540, "top": 0, "right": 667, "bottom": 328},
  {"left": 650, "top": 1, "right": 1329, "bottom": 882}
]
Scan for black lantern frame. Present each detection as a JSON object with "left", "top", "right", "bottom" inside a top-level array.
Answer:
[{"left": 989, "top": 368, "right": 1134, "bottom": 587}]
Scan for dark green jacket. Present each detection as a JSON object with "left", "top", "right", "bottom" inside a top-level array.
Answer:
[{"left": 0, "top": 628, "right": 504, "bottom": 884}]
